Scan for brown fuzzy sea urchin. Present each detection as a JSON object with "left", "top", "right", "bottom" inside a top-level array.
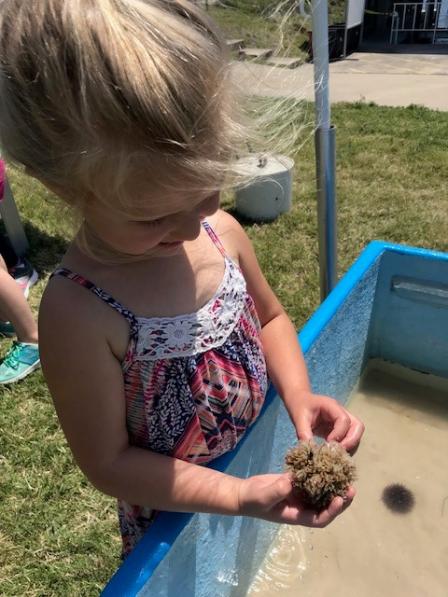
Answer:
[{"left": 285, "top": 442, "right": 356, "bottom": 511}]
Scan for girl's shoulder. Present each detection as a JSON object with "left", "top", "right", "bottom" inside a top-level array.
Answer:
[
  {"left": 39, "top": 254, "right": 129, "bottom": 363},
  {"left": 41, "top": 242, "right": 103, "bottom": 324},
  {"left": 41, "top": 268, "right": 122, "bottom": 335},
  {"left": 208, "top": 209, "right": 251, "bottom": 262},
  {"left": 209, "top": 208, "right": 244, "bottom": 235}
]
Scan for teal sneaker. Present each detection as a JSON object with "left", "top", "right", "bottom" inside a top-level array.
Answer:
[
  {"left": 0, "top": 342, "right": 40, "bottom": 384},
  {"left": 0, "top": 321, "right": 15, "bottom": 337}
]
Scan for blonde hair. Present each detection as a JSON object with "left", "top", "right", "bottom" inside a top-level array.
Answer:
[{"left": 0, "top": 0, "right": 247, "bottom": 216}]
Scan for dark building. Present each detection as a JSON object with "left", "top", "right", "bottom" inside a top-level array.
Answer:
[{"left": 362, "top": 0, "right": 448, "bottom": 46}]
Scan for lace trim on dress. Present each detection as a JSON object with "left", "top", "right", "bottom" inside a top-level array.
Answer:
[{"left": 134, "top": 256, "right": 249, "bottom": 360}]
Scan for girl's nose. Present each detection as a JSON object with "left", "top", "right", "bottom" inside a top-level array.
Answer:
[
  {"left": 198, "top": 193, "right": 220, "bottom": 219},
  {"left": 175, "top": 214, "right": 202, "bottom": 241},
  {"left": 170, "top": 193, "right": 219, "bottom": 241}
]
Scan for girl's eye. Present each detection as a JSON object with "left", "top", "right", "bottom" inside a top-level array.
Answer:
[{"left": 133, "top": 217, "right": 165, "bottom": 228}]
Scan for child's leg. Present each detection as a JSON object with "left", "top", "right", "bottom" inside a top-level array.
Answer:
[{"left": 0, "top": 254, "right": 38, "bottom": 343}]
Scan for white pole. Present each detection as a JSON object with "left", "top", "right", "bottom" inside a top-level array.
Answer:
[
  {"left": 312, "top": 0, "right": 330, "bottom": 130},
  {"left": 311, "top": 0, "right": 338, "bottom": 301}
]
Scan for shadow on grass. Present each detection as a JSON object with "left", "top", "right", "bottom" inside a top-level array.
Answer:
[
  {"left": 23, "top": 221, "right": 70, "bottom": 276},
  {"left": 225, "top": 206, "right": 275, "bottom": 229}
]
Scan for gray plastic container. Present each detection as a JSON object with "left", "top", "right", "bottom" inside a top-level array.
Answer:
[{"left": 235, "top": 155, "right": 294, "bottom": 221}]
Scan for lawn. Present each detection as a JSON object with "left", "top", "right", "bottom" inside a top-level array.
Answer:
[
  {"left": 1, "top": 102, "right": 448, "bottom": 596},
  {"left": 209, "top": 5, "right": 308, "bottom": 57},
  {"left": 208, "top": 0, "right": 346, "bottom": 57}
]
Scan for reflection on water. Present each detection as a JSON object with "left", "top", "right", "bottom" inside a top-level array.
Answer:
[
  {"left": 217, "top": 568, "right": 239, "bottom": 587},
  {"left": 249, "top": 526, "right": 309, "bottom": 593}
]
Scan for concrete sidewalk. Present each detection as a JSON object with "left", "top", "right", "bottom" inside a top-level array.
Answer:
[{"left": 231, "top": 52, "right": 448, "bottom": 110}]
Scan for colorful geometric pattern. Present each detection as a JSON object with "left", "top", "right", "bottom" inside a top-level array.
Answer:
[{"left": 52, "top": 221, "right": 268, "bottom": 557}]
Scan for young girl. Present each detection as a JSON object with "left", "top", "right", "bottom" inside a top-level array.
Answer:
[{"left": 0, "top": 0, "right": 363, "bottom": 557}]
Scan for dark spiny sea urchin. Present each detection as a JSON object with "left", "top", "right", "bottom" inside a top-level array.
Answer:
[
  {"left": 285, "top": 442, "right": 356, "bottom": 511},
  {"left": 382, "top": 483, "right": 415, "bottom": 514}
]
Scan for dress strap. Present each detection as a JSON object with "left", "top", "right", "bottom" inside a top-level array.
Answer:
[
  {"left": 202, "top": 220, "right": 227, "bottom": 258},
  {"left": 51, "top": 267, "right": 138, "bottom": 327}
]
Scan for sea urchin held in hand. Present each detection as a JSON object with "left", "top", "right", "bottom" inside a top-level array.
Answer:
[{"left": 285, "top": 442, "right": 356, "bottom": 511}]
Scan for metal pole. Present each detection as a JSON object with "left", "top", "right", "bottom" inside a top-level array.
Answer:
[
  {"left": 433, "top": 2, "right": 439, "bottom": 43},
  {"left": 343, "top": 0, "right": 350, "bottom": 58},
  {"left": 311, "top": 0, "right": 337, "bottom": 301},
  {"left": 390, "top": 9, "right": 395, "bottom": 45},
  {"left": 0, "top": 177, "right": 29, "bottom": 256}
]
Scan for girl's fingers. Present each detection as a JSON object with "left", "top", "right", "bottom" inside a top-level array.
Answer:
[
  {"left": 278, "top": 503, "right": 337, "bottom": 526},
  {"left": 293, "top": 393, "right": 365, "bottom": 451},
  {"left": 296, "top": 425, "right": 313, "bottom": 443},
  {"left": 278, "top": 486, "right": 356, "bottom": 526},
  {"left": 310, "top": 493, "right": 352, "bottom": 527},
  {"left": 339, "top": 486, "right": 356, "bottom": 517},
  {"left": 318, "top": 487, "right": 356, "bottom": 522},
  {"left": 326, "top": 413, "right": 351, "bottom": 443},
  {"left": 340, "top": 420, "right": 365, "bottom": 454}
]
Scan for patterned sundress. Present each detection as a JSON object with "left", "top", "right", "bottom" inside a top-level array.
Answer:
[{"left": 52, "top": 221, "right": 268, "bottom": 556}]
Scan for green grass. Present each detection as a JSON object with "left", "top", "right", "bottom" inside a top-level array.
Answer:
[
  {"left": 208, "top": 0, "right": 346, "bottom": 55},
  {"left": 1, "top": 102, "right": 448, "bottom": 595},
  {"left": 209, "top": 5, "right": 308, "bottom": 57}
]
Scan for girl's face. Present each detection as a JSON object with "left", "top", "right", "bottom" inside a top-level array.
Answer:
[{"left": 84, "top": 191, "right": 220, "bottom": 258}]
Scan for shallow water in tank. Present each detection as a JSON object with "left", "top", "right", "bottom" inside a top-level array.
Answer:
[{"left": 248, "top": 360, "right": 448, "bottom": 597}]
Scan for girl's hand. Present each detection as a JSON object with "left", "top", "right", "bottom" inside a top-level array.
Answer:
[
  {"left": 291, "top": 391, "right": 365, "bottom": 454},
  {"left": 237, "top": 473, "right": 355, "bottom": 526}
]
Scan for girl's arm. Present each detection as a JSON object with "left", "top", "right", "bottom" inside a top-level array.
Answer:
[
  {"left": 39, "top": 278, "right": 353, "bottom": 526},
  {"left": 216, "top": 212, "right": 364, "bottom": 453}
]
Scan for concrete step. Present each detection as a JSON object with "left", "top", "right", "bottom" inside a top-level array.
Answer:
[
  {"left": 265, "top": 56, "right": 303, "bottom": 69},
  {"left": 226, "top": 38, "right": 245, "bottom": 51},
  {"left": 239, "top": 47, "right": 273, "bottom": 61}
]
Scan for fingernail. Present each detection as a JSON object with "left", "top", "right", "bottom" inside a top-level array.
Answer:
[{"left": 335, "top": 497, "right": 344, "bottom": 508}]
